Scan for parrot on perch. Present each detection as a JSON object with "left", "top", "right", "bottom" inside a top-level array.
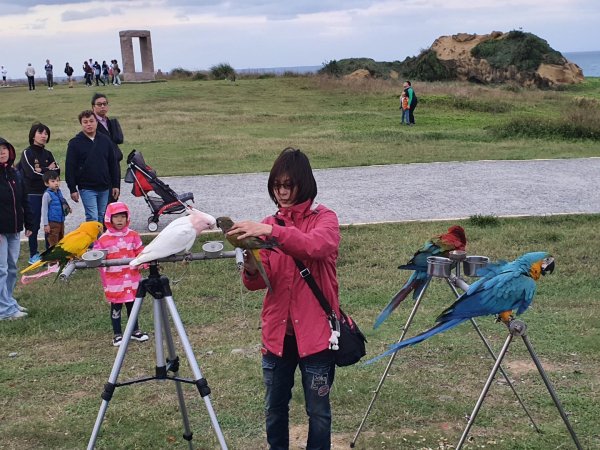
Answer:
[
  {"left": 129, "top": 209, "right": 216, "bottom": 266},
  {"left": 367, "top": 251, "right": 555, "bottom": 364},
  {"left": 20, "top": 221, "right": 104, "bottom": 280},
  {"left": 216, "top": 216, "right": 277, "bottom": 292},
  {"left": 373, "top": 225, "right": 467, "bottom": 329}
]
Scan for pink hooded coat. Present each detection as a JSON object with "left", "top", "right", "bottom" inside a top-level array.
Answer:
[{"left": 93, "top": 202, "right": 144, "bottom": 304}]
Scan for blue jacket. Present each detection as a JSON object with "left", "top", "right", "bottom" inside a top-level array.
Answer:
[{"left": 46, "top": 188, "right": 66, "bottom": 223}]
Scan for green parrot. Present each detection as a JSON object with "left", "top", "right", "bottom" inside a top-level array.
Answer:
[{"left": 216, "top": 216, "right": 277, "bottom": 292}]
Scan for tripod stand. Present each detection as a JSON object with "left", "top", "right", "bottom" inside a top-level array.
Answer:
[
  {"left": 87, "top": 262, "right": 228, "bottom": 450},
  {"left": 351, "top": 255, "right": 539, "bottom": 447}
]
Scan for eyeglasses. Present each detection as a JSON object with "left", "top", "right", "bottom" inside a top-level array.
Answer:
[
  {"left": 273, "top": 181, "right": 294, "bottom": 191},
  {"left": 94, "top": 102, "right": 108, "bottom": 107}
]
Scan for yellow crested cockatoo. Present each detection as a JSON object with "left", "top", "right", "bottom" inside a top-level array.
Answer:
[{"left": 129, "top": 209, "right": 216, "bottom": 266}]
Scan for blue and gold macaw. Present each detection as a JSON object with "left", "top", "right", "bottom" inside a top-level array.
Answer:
[
  {"left": 367, "top": 251, "right": 555, "bottom": 364},
  {"left": 373, "top": 225, "right": 467, "bottom": 329}
]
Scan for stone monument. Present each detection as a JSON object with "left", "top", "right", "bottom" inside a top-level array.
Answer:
[{"left": 119, "top": 30, "right": 155, "bottom": 81}]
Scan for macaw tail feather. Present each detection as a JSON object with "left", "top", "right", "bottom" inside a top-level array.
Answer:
[
  {"left": 364, "top": 318, "right": 466, "bottom": 365},
  {"left": 251, "top": 249, "right": 273, "bottom": 293},
  {"left": 398, "top": 263, "right": 421, "bottom": 271},
  {"left": 20, "top": 259, "right": 47, "bottom": 274},
  {"left": 373, "top": 277, "right": 419, "bottom": 329}
]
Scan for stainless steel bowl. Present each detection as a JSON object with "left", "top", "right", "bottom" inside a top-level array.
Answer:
[
  {"left": 81, "top": 250, "right": 106, "bottom": 268},
  {"left": 427, "top": 256, "right": 453, "bottom": 278},
  {"left": 202, "top": 241, "right": 224, "bottom": 258},
  {"left": 463, "top": 256, "right": 489, "bottom": 277}
]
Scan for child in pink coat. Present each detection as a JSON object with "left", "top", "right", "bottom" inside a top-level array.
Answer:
[{"left": 93, "top": 202, "right": 149, "bottom": 346}]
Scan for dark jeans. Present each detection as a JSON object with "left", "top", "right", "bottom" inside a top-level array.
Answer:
[
  {"left": 27, "top": 76, "right": 35, "bottom": 90},
  {"left": 111, "top": 302, "right": 139, "bottom": 335},
  {"left": 262, "top": 334, "right": 335, "bottom": 450},
  {"left": 27, "top": 194, "right": 49, "bottom": 257},
  {"left": 409, "top": 104, "right": 417, "bottom": 124}
]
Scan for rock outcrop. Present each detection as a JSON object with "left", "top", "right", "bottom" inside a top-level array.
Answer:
[{"left": 430, "top": 32, "right": 584, "bottom": 87}]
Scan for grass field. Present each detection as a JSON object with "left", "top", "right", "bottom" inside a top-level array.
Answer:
[{"left": 1, "top": 76, "right": 599, "bottom": 449}]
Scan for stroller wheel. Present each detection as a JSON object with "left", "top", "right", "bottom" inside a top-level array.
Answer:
[{"left": 147, "top": 219, "right": 159, "bottom": 232}]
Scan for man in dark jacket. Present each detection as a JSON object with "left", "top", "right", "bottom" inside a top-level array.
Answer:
[
  {"left": 0, "top": 137, "right": 33, "bottom": 320},
  {"left": 65, "top": 110, "right": 120, "bottom": 223},
  {"left": 91, "top": 93, "right": 124, "bottom": 203},
  {"left": 19, "top": 122, "right": 60, "bottom": 264}
]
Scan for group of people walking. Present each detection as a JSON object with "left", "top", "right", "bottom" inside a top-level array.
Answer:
[{"left": 18, "top": 59, "right": 122, "bottom": 90}]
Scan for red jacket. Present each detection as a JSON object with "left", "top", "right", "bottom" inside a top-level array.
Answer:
[{"left": 243, "top": 199, "right": 341, "bottom": 358}]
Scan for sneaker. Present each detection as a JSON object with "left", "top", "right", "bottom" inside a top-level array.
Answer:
[
  {"left": 17, "top": 305, "right": 28, "bottom": 312},
  {"left": 131, "top": 330, "right": 149, "bottom": 342},
  {"left": 28, "top": 253, "right": 41, "bottom": 264},
  {"left": 112, "top": 334, "right": 123, "bottom": 347},
  {"left": 0, "top": 310, "right": 28, "bottom": 321}
]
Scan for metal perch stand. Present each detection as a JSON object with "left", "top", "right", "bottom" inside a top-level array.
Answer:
[
  {"left": 351, "top": 251, "right": 541, "bottom": 448},
  {"left": 61, "top": 244, "right": 241, "bottom": 450}
]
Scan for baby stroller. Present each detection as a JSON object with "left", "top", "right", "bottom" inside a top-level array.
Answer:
[{"left": 124, "top": 149, "right": 194, "bottom": 231}]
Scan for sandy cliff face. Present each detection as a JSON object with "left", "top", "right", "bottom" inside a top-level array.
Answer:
[{"left": 430, "top": 32, "right": 584, "bottom": 87}]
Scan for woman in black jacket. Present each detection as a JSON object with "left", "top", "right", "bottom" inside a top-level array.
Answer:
[
  {"left": 0, "top": 137, "right": 33, "bottom": 321},
  {"left": 18, "top": 123, "right": 59, "bottom": 264}
]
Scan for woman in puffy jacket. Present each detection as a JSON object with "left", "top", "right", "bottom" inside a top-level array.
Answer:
[{"left": 0, "top": 137, "right": 33, "bottom": 320}]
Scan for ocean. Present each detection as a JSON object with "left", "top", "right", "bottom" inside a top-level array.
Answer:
[{"left": 563, "top": 51, "right": 600, "bottom": 77}]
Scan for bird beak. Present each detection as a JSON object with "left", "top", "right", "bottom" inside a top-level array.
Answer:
[{"left": 541, "top": 256, "right": 555, "bottom": 276}]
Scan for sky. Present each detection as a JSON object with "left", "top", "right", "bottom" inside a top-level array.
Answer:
[{"left": 0, "top": 0, "right": 598, "bottom": 76}]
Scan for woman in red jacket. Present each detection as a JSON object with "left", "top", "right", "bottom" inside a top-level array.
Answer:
[{"left": 228, "top": 147, "right": 340, "bottom": 450}]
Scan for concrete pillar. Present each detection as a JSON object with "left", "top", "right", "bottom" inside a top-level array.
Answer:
[{"left": 118, "top": 30, "right": 155, "bottom": 81}]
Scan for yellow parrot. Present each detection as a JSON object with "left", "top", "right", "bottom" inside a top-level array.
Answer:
[{"left": 21, "top": 221, "right": 104, "bottom": 278}]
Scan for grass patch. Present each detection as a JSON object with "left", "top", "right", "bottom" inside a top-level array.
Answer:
[{"left": 1, "top": 215, "right": 599, "bottom": 449}]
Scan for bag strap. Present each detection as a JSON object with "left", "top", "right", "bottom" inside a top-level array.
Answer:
[{"left": 274, "top": 218, "right": 332, "bottom": 312}]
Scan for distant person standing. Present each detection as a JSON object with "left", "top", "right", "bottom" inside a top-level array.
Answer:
[
  {"left": 101, "top": 61, "right": 110, "bottom": 85},
  {"left": 93, "top": 61, "right": 105, "bottom": 86},
  {"left": 64, "top": 62, "right": 75, "bottom": 88},
  {"left": 83, "top": 61, "right": 93, "bottom": 87},
  {"left": 25, "top": 63, "right": 35, "bottom": 90},
  {"left": 111, "top": 60, "right": 121, "bottom": 86},
  {"left": 92, "top": 93, "right": 124, "bottom": 203},
  {"left": 65, "top": 110, "right": 120, "bottom": 223},
  {"left": 400, "top": 91, "right": 410, "bottom": 125},
  {"left": 44, "top": 59, "right": 54, "bottom": 89},
  {"left": 1, "top": 65, "right": 7, "bottom": 86},
  {"left": 403, "top": 80, "right": 418, "bottom": 125}
]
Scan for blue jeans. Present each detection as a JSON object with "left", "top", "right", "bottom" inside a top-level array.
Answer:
[
  {"left": 79, "top": 189, "right": 109, "bottom": 223},
  {"left": 0, "top": 233, "right": 22, "bottom": 319},
  {"left": 27, "top": 194, "right": 49, "bottom": 257},
  {"left": 402, "top": 109, "right": 410, "bottom": 124},
  {"left": 262, "top": 335, "right": 335, "bottom": 450}
]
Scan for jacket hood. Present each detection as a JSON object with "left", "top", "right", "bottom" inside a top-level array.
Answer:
[
  {"left": 104, "top": 201, "right": 130, "bottom": 231},
  {"left": 0, "top": 137, "right": 16, "bottom": 166}
]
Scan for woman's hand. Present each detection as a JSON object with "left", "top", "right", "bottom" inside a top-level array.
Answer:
[{"left": 227, "top": 221, "right": 273, "bottom": 240}]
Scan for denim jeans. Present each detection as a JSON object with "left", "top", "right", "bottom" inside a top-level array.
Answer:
[
  {"left": 0, "top": 233, "right": 22, "bottom": 319},
  {"left": 262, "top": 334, "right": 335, "bottom": 450},
  {"left": 79, "top": 189, "right": 109, "bottom": 223},
  {"left": 27, "top": 194, "right": 49, "bottom": 257}
]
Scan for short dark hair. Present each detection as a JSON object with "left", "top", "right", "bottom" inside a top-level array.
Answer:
[
  {"left": 43, "top": 170, "right": 60, "bottom": 183},
  {"left": 78, "top": 110, "right": 95, "bottom": 123},
  {"left": 405, "top": 80, "right": 412, "bottom": 86},
  {"left": 267, "top": 147, "right": 317, "bottom": 206},
  {"left": 91, "top": 93, "right": 107, "bottom": 106},
  {"left": 28, "top": 122, "right": 51, "bottom": 146}
]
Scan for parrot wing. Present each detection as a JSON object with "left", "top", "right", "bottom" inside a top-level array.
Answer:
[{"left": 130, "top": 217, "right": 195, "bottom": 266}]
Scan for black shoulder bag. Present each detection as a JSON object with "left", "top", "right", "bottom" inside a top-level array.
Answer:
[{"left": 276, "top": 218, "right": 366, "bottom": 366}]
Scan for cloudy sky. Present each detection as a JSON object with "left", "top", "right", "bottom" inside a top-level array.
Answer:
[{"left": 0, "top": 0, "right": 597, "bottom": 76}]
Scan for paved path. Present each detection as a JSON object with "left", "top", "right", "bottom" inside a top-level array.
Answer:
[{"left": 61, "top": 157, "right": 600, "bottom": 234}]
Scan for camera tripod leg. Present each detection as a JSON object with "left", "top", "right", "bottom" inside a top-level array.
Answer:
[
  {"left": 456, "top": 331, "right": 514, "bottom": 449},
  {"left": 87, "top": 296, "right": 145, "bottom": 450},
  {"left": 156, "top": 298, "right": 194, "bottom": 449},
  {"left": 445, "top": 279, "right": 541, "bottom": 432},
  {"left": 350, "top": 276, "right": 433, "bottom": 448},
  {"left": 521, "top": 334, "right": 583, "bottom": 449},
  {"left": 164, "top": 295, "right": 229, "bottom": 450}
]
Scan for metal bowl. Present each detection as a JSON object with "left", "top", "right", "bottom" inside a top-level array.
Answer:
[
  {"left": 463, "top": 256, "right": 489, "bottom": 277},
  {"left": 202, "top": 241, "right": 224, "bottom": 258},
  {"left": 81, "top": 250, "right": 106, "bottom": 268},
  {"left": 427, "top": 256, "right": 453, "bottom": 278},
  {"left": 448, "top": 250, "right": 467, "bottom": 262}
]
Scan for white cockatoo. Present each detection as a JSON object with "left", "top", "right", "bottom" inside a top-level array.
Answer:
[{"left": 130, "top": 209, "right": 216, "bottom": 266}]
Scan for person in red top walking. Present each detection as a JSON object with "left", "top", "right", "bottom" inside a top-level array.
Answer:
[{"left": 228, "top": 147, "right": 341, "bottom": 450}]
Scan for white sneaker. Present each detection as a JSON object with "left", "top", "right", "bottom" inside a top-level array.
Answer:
[
  {"left": 17, "top": 305, "right": 28, "bottom": 312},
  {"left": 0, "top": 310, "right": 28, "bottom": 320}
]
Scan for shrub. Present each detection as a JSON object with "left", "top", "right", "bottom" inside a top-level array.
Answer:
[
  {"left": 210, "top": 63, "right": 237, "bottom": 81},
  {"left": 192, "top": 71, "right": 208, "bottom": 81},
  {"left": 319, "top": 60, "right": 342, "bottom": 77},
  {"left": 403, "top": 50, "right": 456, "bottom": 82},
  {"left": 169, "top": 67, "right": 193, "bottom": 79},
  {"left": 468, "top": 215, "right": 500, "bottom": 227}
]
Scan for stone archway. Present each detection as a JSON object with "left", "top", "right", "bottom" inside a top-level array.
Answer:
[{"left": 119, "top": 30, "right": 155, "bottom": 81}]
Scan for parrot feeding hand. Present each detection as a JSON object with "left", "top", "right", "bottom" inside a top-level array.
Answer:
[
  {"left": 216, "top": 216, "right": 277, "bottom": 292},
  {"left": 20, "top": 221, "right": 104, "bottom": 280},
  {"left": 130, "top": 209, "right": 216, "bottom": 266},
  {"left": 373, "top": 225, "right": 467, "bottom": 329},
  {"left": 367, "top": 251, "right": 555, "bottom": 364}
]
